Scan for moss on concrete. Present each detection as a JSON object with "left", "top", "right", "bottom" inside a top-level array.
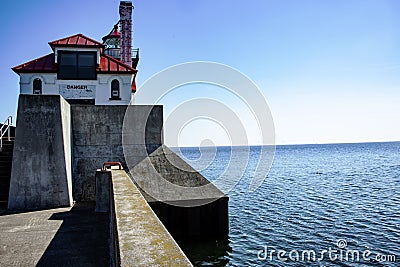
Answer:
[{"left": 111, "top": 170, "right": 192, "bottom": 266}]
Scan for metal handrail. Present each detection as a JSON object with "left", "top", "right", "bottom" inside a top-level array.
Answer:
[
  {"left": 0, "top": 116, "right": 12, "bottom": 151},
  {"left": 101, "top": 161, "right": 123, "bottom": 171},
  {"left": 104, "top": 48, "right": 139, "bottom": 60}
]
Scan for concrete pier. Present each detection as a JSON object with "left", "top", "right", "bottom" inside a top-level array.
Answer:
[
  {"left": 0, "top": 168, "right": 193, "bottom": 266},
  {"left": 109, "top": 168, "right": 192, "bottom": 266},
  {"left": 0, "top": 202, "right": 109, "bottom": 266}
]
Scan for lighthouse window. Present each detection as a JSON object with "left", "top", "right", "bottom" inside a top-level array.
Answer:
[
  {"left": 110, "top": 79, "right": 121, "bottom": 100},
  {"left": 58, "top": 51, "right": 96, "bottom": 80},
  {"left": 33, "top": 78, "right": 42, "bottom": 95}
]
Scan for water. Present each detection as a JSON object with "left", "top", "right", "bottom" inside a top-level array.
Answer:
[{"left": 173, "top": 142, "right": 400, "bottom": 266}]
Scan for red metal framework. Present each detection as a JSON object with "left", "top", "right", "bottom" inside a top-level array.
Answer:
[{"left": 119, "top": 1, "right": 133, "bottom": 67}]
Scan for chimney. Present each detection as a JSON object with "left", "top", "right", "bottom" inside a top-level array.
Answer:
[{"left": 119, "top": 1, "right": 133, "bottom": 67}]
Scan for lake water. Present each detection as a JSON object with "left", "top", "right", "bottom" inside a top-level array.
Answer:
[{"left": 174, "top": 142, "right": 400, "bottom": 266}]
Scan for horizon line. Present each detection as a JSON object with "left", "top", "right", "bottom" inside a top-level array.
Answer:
[{"left": 168, "top": 140, "right": 400, "bottom": 148}]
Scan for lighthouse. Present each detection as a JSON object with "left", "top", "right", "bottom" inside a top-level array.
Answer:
[
  {"left": 12, "top": 2, "right": 139, "bottom": 106},
  {"left": 8, "top": 1, "right": 144, "bottom": 209},
  {"left": 6, "top": 1, "right": 228, "bottom": 243}
]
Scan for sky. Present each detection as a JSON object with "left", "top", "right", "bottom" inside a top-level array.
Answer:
[{"left": 0, "top": 0, "right": 399, "bottom": 146}]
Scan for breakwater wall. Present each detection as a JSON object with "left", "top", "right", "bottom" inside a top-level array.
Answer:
[{"left": 96, "top": 168, "right": 192, "bottom": 266}]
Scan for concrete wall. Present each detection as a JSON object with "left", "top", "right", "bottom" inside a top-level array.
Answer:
[
  {"left": 19, "top": 73, "right": 134, "bottom": 105},
  {"left": 129, "top": 145, "right": 229, "bottom": 238},
  {"left": 8, "top": 95, "right": 73, "bottom": 210},
  {"left": 109, "top": 169, "right": 192, "bottom": 267},
  {"left": 71, "top": 105, "right": 163, "bottom": 201},
  {"left": 150, "top": 198, "right": 229, "bottom": 239}
]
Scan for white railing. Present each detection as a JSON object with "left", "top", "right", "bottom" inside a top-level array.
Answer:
[{"left": 0, "top": 116, "right": 12, "bottom": 151}]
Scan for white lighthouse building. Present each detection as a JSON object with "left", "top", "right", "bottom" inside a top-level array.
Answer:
[{"left": 12, "top": 1, "right": 138, "bottom": 106}]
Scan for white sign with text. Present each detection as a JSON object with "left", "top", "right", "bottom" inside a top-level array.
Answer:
[{"left": 59, "top": 84, "right": 96, "bottom": 99}]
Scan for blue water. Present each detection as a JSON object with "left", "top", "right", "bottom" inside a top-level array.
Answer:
[{"left": 174, "top": 142, "right": 400, "bottom": 266}]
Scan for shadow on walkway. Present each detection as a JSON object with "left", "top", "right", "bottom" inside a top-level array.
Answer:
[{"left": 36, "top": 202, "right": 109, "bottom": 267}]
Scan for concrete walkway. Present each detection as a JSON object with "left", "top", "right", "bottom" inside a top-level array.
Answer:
[{"left": 0, "top": 202, "right": 109, "bottom": 267}]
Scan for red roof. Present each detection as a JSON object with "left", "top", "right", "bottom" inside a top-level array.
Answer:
[
  {"left": 12, "top": 33, "right": 138, "bottom": 92},
  {"left": 49, "top": 33, "right": 104, "bottom": 49},
  {"left": 12, "top": 53, "right": 137, "bottom": 75},
  {"left": 99, "top": 54, "right": 137, "bottom": 73},
  {"left": 102, "top": 25, "right": 121, "bottom": 41},
  {"left": 12, "top": 54, "right": 56, "bottom": 73}
]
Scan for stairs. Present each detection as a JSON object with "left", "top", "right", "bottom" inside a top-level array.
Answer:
[{"left": 0, "top": 124, "right": 15, "bottom": 208}]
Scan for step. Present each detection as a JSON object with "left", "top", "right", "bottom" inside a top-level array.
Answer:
[
  {"left": 0, "top": 146, "right": 14, "bottom": 153},
  {"left": 0, "top": 161, "right": 12, "bottom": 167},
  {"left": 0, "top": 181, "right": 9, "bottom": 187},
  {"left": 0, "top": 147, "right": 14, "bottom": 153},
  {"left": 0, "top": 181, "right": 10, "bottom": 187},
  {"left": 0, "top": 142, "right": 14, "bottom": 147},
  {"left": 0, "top": 163, "right": 11, "bottom": 168},
  {"left": 0, "top": 148, "right": 14, "bottom": 152},
  {"left": 0, "top": 162, "right": 12, "bottom": 167},
  {"left": 0, "top": 166, "right": 11, "bottom": 170},
  {"left": 0, "top": 168, "right": 12, "bottom": 174},
  {"left": 0, "top": 182, "right": 10, "bottom": 189},
  {"left": 0, "top": 170, "right": 12, "bottom": 176},
  {"left": 0, "top": 188, "right": 10, "bottom": 194},
  {"left": 0, "top": 152, "right": 13, "bottom": 157},
  {"left": 0, "top": 137, "right": 15, "bottom": 140},
  {"left": 0, "top": 141, "right": 14, "bottom": 144},
  {"left": 0, "top": 168, "right": 11, "bottom": 174},
  {"left": 0, "top": 137, "right": 15, "bottom": 141},
  {"left": 0, "top": 157, "right": 13, "bottom": 162},
  {"left": 0, "top": 140, "right": 15, "bottom": 144},
  {"left": 0, "top": 188, "right": 9, "bottom": 196},
  {"left": 0, "top": 142, "right": 14, "bottom": 146},
  {"left": 0, "top": 151, "right": 13, "bottom": 155},
  {"left": 0, "top": 143, "right": 14, "bottom": 148},
  {"left": 0, "top": 173, "right": 11, "bottom": 179},
  {"left": 0, "top": 180, "right": 10, "bottom": 186}
]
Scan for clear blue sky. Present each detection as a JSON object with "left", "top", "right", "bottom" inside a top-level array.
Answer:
[{"left": 1, "top": 0, "right": 399, "bottom": 145}]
